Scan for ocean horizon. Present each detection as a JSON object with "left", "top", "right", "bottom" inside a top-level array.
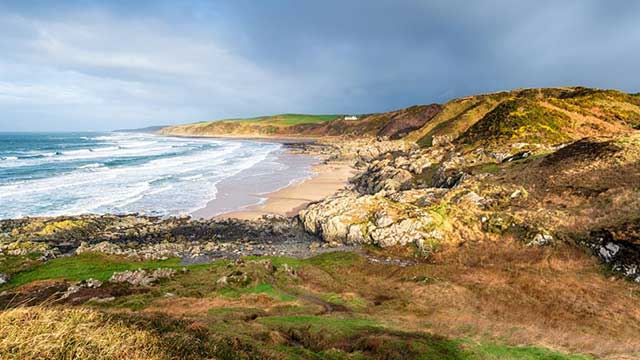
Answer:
[{"left": 0, "top": 131, "right": 314, "bottom": 219}]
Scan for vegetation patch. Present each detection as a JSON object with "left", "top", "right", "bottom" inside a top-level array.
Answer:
[
  {"left": 460, "top": 98, "right": 571, "bottom": 146},
  {"left": 0, "top": 253, "right": 41, "bottom": 277},
  {"left": 218, "top": 282, "right": 296, "bottom": 301},
  {"left": 4, "top": 252, "right": 184, "bottom": 289},
  {"left": 258, "top": 315, "right": 380, "bottom": 337},
  {"left": 0, "top": 306, "right": 164, "bottom": 360},
  {"left": 462, "top": 341, "right": 593, "bottom": 360}
]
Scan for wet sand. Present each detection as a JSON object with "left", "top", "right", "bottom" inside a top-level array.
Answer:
[{"left": 194, "top": 160, "right": 355, "bottom": 220}]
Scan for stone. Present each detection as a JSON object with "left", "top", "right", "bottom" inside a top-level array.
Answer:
[
  {"left": 529, "top": 233, "right": 553, "bottom": 246},
  {"left": 502, "top": 151, "right": 532, "bottom": 163},
  {"left": 598, "top": 242, "right": 621, "bottom": 262},
  {"left": 461, "top": 191, "right": 484, "bottom": 206},
  {"left": 347, "top": 224, "right": 365, "bottom": 243},
  {"left": 0, "top": 273, "right": 9, "bottom": 285},
  {"left": 83, "top": 278, "right": 103, "bottom": 289},
  {"left": 216, "top": 276, "right": 228, "bottom": 286},
  {"left": 110, "top": 268, "right": 177, "bottom": 286},
  {"left": 60, "top": 284, "right": 82, "bottom": 299},
  {"left": 374, "top": 211, "right": 394, "bottom": 228},
  {"left": 90, "top": 296, "right": 115, "bottom": 303}
]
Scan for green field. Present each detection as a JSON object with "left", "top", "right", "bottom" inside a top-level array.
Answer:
[{"left": 232, "top": 113, "right": 340, "bottom": 126}]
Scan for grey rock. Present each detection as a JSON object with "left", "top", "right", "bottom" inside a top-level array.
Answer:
[
  {"left": 110, "top": 268, "right": 177, "bottom": 286},
  {"left": 599, "top": 242, "right": 620, "bottom": 262},
  {"left": 529, "top": 233, "right": 553, "bottom": 246}
]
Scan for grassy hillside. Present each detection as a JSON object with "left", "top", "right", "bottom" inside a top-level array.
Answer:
[
  {"left": 160, "top": 105, "right": 443, "bottom": 139},
  {"left": 408, "top": 87, "right": 640, "bottom": 148},
  {"left": 159, "top": 114, "right": 340, "bottom": 137},
  {"left": 236, "top": 114, "right": 339, "bottom": 126},
  {"left": 160, "top": 87, "right": 640, "bottom": 143},
  {"left": 0, "top": 251, "right": 602, "bottom": 359}
]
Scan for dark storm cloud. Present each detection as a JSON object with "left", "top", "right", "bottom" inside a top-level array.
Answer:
[
  {"left": 219, "top": 0, "right": 640, "bottom": 105},
  {"left": 0, "top": 0, "right": 638, "bottom": 130}
]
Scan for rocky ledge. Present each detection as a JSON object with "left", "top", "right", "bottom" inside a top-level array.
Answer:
[{"left": 0, "top": 214, "right": 355, "bottom": 263}]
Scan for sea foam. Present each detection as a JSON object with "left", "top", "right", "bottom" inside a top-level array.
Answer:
[{"left": 0, "top": 132, "right": 282, "bottom": 218}]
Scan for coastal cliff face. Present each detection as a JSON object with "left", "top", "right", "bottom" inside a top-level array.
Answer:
[{"left": 2, "top": 86, "right": 640, "bottom": 359}]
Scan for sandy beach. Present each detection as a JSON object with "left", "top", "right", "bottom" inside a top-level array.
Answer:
[{"left": 193, "top": 159, "right": 355, "bottom": 220}]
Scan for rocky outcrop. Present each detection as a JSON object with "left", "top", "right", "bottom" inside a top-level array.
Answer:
[
  {"left": 300, "top": 129, "right": 640, "bottom": 286},
  {"left": 0, "top": 215, "right": 317, "bottom": 260},
  {"left": 582, "top": 223, "right": 640, "bottom": 282},
  {"left": 299, "top": 190, "right": 438, "bottom": 250},
  {"left": 110, "top": 268, "right": 178, "bottom": 286},
  {"left": 319, "top": 138, "right": 417, "bottom": 164}
]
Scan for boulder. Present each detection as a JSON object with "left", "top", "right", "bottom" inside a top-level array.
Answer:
[
  {"left": 299, "top": 189, "right": 435, "bottom": 249},
  {"left": 584, "top": 230, "right": 640, "bottom": 282},
  {"left": 110, "top": 268, "right": 177, "bottom": 286},
  {"left": 528, "top": 233, "right": 553, "bottom": 246}
]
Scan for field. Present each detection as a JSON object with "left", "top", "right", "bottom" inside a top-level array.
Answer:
[
  {"left": 235, "top": 114, "right": 340, "bottom": 126},
  {"left": 3, "top": 246, "right": 637, "bottom": 359}
]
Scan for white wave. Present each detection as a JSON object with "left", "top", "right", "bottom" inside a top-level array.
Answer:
[
  {"left": 181, "top": 174, "right": 203, "bottom": 181},
  {"left": 0, "top": 133, "right": 284, "bottom": 219},
  {"left": 78, "top": 163, "right": 103, "bottom": 169}
]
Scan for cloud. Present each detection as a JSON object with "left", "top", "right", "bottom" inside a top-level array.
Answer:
[
  {"left": 0, "top": 0, "right": 639, "bottom": 131},
  {"left": 0, "top": 10, "right": 304, "bottom": 130}
]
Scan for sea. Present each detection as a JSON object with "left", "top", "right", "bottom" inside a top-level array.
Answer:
[{"left": 0, "top": 132, "right": 314, "bottom": 219}]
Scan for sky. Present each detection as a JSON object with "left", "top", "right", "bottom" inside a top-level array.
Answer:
[{"left": 0, "top": 0, "right": 639, "bottom": 131}]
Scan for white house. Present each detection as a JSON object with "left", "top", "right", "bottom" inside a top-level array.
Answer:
[{"left": 344, "top": 115, "right": 358, "bottom": 121}]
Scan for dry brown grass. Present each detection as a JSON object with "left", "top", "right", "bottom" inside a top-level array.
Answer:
[
  {"left": 142, "top": 294, "right": 300, "bottom": 317},
  {"left": 4, "top": 244, "right": 636, "bottom": 358},
  {"left": 422, "top": 242, "right": 640, "bottom": 358},
  {"left": 275, "top": 242, "right": 640, "bottom": 358},
  {"left": 497, "top": 134, "right": 640, "bottom": 236},
  {"left": 540, "top": 101, "right": 631, "bottom": 138},
  {"left": 0, "top": 306, "right": 164, "bottom": 360}
]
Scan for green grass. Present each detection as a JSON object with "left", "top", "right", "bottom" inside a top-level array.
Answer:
[
  {"left": 322, "top": 292, "right": 368, "bottom": 309},
  {"left": 243, "top": 251, "right": 360, "bottom": 271},
  {"left": 258, "top": 315, "right": 380, "bottom": 335},
  {"left": 243, "top": 255, "right": 304, "bottom": 269},
  {"left": 462, "top": 341, "right": 593, "bottom": 359},
  {"left": 460, "top": 98, "right": 572, "bottom": 146},
  {"left": 256, "top": 316, "right": 590, "bottom": 359},
  {"left": 218, "top": 282, "right": 296, "bottom": 301},
  {"left": 4, "top": 252, "right": 185, "bottom": 289},
  {"left": 101, "top": 292, "right": 159, "bottom": 310},
  {"left": 0, "top": 254, "right": 42, "bottom": 277},
  {"left": 0, "top": 249, "right": 597, "bottom": 360},
  {"left": 303, "top": 251, "right": 361, "bottom": 268},
  {"left": 233, "top": 113, "right": 339, "bottom": 126}
]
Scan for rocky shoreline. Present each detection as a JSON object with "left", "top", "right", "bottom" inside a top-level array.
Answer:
[
  {"left": 0, "top": 214, "right": 356, "bottom": 262},
  {"left": 2, "top": 133, "right": 640, "bottom": 284}
]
